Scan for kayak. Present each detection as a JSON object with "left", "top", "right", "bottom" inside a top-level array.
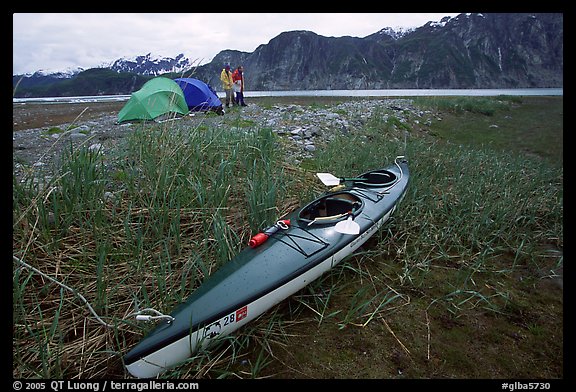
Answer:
[{"left": 124, "top": 156, "right": 410, "bottom": 378}]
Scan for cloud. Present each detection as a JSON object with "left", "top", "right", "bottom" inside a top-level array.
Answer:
[{"left": 13, "top": 13, "right": 459, "bottom": 74}]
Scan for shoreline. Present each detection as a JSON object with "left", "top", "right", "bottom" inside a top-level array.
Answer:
[{"left": 13, "top": 101, "right": 126, "bottom": 131}]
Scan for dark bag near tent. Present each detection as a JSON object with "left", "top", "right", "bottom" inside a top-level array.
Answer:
[{"left": 174, "top": 78, "right": 223, "bottom": 114}]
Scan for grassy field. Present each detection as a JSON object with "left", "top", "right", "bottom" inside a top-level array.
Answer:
[{"left": 12, "top": 96, "right": 563, "bottom": 380}]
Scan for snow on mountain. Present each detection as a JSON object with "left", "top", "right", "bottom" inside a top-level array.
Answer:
[
  {"left": 108, "top": 52, "right": 196, "bottom": 76},
  {"left": 370, "top": 26, "right": 415, "bottom": 40},
  {"left": 429, "top": 16, "right": 454, "bottom": 28},
  {"left": 26, "top": 66, "right": 85, "bottom": 78}
]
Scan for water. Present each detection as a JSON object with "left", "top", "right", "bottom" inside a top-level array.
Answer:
[
  {"left": 13, "top": 88, "right": 563, "bottom": 104},
  {"left": 13, "top": 95, "right": 131, "bottom": 104},
  {"left": 244, "top": 88, "right": 563, "bottom": 98}
]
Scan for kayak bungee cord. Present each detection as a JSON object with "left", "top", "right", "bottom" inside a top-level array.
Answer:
[
  {"left": 306, "top": 212, "right": 349, "bottom": 227},
  {"left": 373, "top": 155, "right": 406, "bottom": 196},
  {"left": 391, "top": 155, "right": 406, "bottom": 189},
  {"left": 130, "top": 308, "right": 175, "bottom": 323}
]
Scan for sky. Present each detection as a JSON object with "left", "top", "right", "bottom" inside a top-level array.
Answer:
[{"left": 13, "top": 13, "right": 461, "bottom": 75}]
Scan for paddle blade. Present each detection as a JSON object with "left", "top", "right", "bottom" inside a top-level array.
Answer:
[
  {"left": 316, "top": 172, "right": 341, "bottom": 186},
  {"left": 335, "top": 216, "right": 360, "bottom": 235}
]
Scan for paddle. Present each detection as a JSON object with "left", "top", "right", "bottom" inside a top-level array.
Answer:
[
  {"left": 334, "top": 214, "right": 360, "bottom": 235},
  {"left": 334, "top": 201, "right": 361, "bottom": 235},
  {"left": 316, "top": 173, "right": 367, "bottom": 186}
]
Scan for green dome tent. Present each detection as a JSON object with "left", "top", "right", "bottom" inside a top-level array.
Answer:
[{"left": 118, "top": 77, "right": 189, "bottom": 123}]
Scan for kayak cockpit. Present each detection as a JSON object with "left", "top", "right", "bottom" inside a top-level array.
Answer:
[
  {"left": 298, "top": 192, "right": 363, "bottom": 225},
  {"left": 354, "top": 169, "right": 397, "bottom": 188}
]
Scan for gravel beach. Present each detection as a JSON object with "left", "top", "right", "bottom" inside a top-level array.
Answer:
[{"left": 13, "top": 97, "right": 435, "bottom": 184}]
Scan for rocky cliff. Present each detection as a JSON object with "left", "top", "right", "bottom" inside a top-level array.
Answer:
[{"left": 198, "top": 13, "right": 562, "bottom": 90}]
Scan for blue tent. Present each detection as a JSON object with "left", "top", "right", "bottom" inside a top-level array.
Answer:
[{"left": 174, "top": 78, "right": 222, "bottom": 113}]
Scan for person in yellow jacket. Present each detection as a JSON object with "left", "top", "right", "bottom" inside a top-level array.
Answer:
[{"left": 220, "top": 64, "right": 234, "bottom": 108}]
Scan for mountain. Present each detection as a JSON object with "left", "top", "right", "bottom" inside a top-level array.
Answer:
[
  {"left": 12, "top": 53, "right": 188, "bottom": 97},
  {"left": 227, "top": 13, "right": 562, "bottom": 90},
  {"left": 378, "top": 13, "right": 563, "bottom": 89},
  {"left": 12, "top": 13, "right": 563, "bottom": 98},
  {"left": 13, "top": 68, "right": 151, "bottom": 97}
]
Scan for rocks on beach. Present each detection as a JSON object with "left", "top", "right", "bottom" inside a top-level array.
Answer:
[{"left": 13, "top": 98, "right": 438, "bottom": 185}]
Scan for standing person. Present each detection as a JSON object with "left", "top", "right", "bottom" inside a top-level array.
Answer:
[
  {"left": 220, "top": 64, "right": 234, "bottom": 108},
  {"left": 232, "top": 65, "right": 247, "bottom": 106}
]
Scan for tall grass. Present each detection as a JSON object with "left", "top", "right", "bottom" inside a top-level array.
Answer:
[
  {"left": 413, "top": 95, "right": 522, "bottom": 116},
  {"left": 12, "top": 114, "right": 300, "bottom": 378}
]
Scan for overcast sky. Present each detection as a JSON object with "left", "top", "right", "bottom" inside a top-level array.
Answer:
[{"left": 13, "top": 13, "right": 461, "bottom": 75}]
